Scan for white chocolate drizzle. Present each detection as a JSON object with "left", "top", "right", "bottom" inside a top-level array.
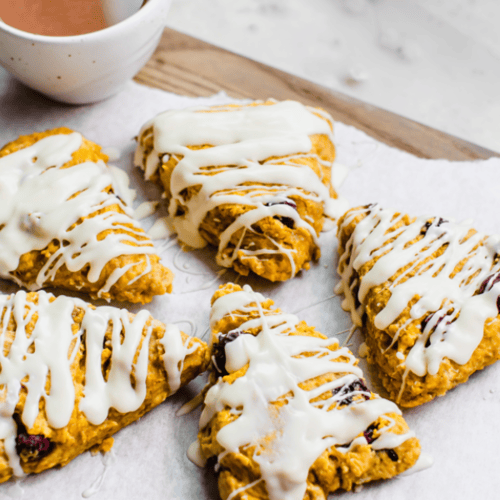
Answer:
[
  {"left": 0, "top": 133, "right": 155, "bottom": 293},
  {"left": 160, "top": 324, "right": 198, "bottom": 393},
  {"left": 134, "top": 201, "right": 159, "bottom": 220},
  {"left": 81, "top": 448, "right": 116, "bottom": 498},
  {"left": 399, "top": 451, "right": 433, "bottom": 477},
  {"left": 186, "top": 439, "right": 206, "bottom": 467},
  {"left": 337, "top": 205, "right": 500, "bottom": 385},
  {"left": 196, "top": 285, "right": 415, "bottom": 500},
  {"left": 147, "top": 216, "right": 175, "bottom": 240},
  {"left": 109, "top": 165, "right": 136, "bottom": 207},
  {"left": 135, "top": 101, "right": 347, "bottom": 275},
  {"left": 0, "top": 290, "right": 192, "bottom": 477}
]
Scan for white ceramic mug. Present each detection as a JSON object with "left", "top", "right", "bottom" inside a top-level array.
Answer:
[{"left": 0, "top": 0, "right": 171, "bottom": 104}]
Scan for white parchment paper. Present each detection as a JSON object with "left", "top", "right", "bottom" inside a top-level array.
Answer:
[{"left": 0, "top": 77, "right": 499, "bottom": 500}]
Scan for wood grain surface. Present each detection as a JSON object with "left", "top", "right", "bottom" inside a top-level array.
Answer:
[{"left": 135, "top": 28, "right": 498, "bottom": 161}]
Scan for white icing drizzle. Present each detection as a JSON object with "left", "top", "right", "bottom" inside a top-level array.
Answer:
[
  {"left": 127, "top": 255, "right": 152, "bottom": 286},
  {"left": 147, "top": 216, "right": 175, "bottom": 240},
  {"left": 178, "top": 388, "right": 207, "bottom": 417},
  {"left": 187, "top": 439, "right": 207, "bottom": 467},
  {"left": 135, "top": 101, "right": 345, "bottom": 275},
  {"left": 197, "top": 285, "right": 415, "bottom": 500},
  {"left": 173, "top": 248, "right": 211, "bottom": 277},
  {"left": 226, "top": 478, "right": 263, "bottom": 500},
  {"left": 178, "top": 270, "right": 228, "bottom": 296},
  {"left": 109, "top": 165, "right": 136, "bottom": 207},
  {"left": 330, "top": 161, "right": 350, "bottom": 190},
  {"left": 156, "top": 238, "right": 178, "bottom": 255},
  {"left": 5, "top": 479, "right": 24, "bottom": 498},
  {"left": 96, "top": 261, "right": 140, "bottom": 300},
  {"left": 160, "top": 324, "right": 197, "bottom": 393},
  {"left": 81, "top": 448, "right": 116, "bottom": 498},
  {"left": 399, "top": 451, "right": 433, "bottom": 477},
  {"left": 101, "top": 147, "right": 121, "bottom": 162},
  {"left": 337, "top": 205, "right": 500, "bottom": 383},
  {"left": 134, "top": 201, "right": 159, "bottom": 220},
  {"left": 0, "top": 133, "right": 155, "bottom": 293},
  {"left": 0, "top": 289, "right": 191, "bottom": 477}
]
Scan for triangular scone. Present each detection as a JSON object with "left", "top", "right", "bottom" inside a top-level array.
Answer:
[
  {"left": 337, "top": 204, "right": 500, "bottom": 408},
  {"left": 0, "top": 289, "right": 210, "bottom": 483},
  {"left": 192, "top": 283, "right": 420, "bottom": 500},
  {"left": 0, "top": 127, "right": 173, "bottom": 303},
  {"left": 135, "top": 100, "right": 346, "bottom": 282}
]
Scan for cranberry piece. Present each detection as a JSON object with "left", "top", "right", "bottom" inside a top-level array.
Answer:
[
  {"left": 13, "top": 413, "right": 53, "bottom": 461},
  {"left": 384, "top": 449, "right": 399, "bottom": 462},
  {"left": 265, "top": 199, "right": 297, "bottom": 210},
  {"left": 277, "top": 217, "right": 294, "bottom": 229},
  {"left": 420, "top": 314, "right": 432, "bottom": 332},
  {"left": 478, "top": 273, "right": 500, "bottom": 294},
  {"left": 477, "top": 273, "right": 500, "bottom": 314},
  {"left": 421, "top": 311, "right": 451, "bottom": 347},
  {"left": 212, "top": 330, "right": 250, "bottom": 377},
  {"left": 264, "top": 199, "right": 297, "bottom": 229},
  {"left": 363, "top": 423, "right": 379, "bottom": 445},
  {"left": 276, "top": 216, "right": 294, "bottom": 229},
  {"left": 333, "top": 378, "right": 370, "bottom": 406}
]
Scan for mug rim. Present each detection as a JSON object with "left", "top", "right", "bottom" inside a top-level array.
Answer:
[{"left": 0, "top": 0, "right": 164, "bottom": 43}]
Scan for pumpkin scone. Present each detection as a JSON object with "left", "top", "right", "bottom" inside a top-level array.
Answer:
[
  {"left": 0, "top": 127, "right": 173, "bottom": 303},
  {"left": 135, "top": 100, "right": 347, "bottom": 282},
  {"left": 337, "top": 204, "right": 500, "bottom": 408},
  {"left": 190, "top": 283, "right": 420, "bottom": 500},
  {"left": 0, "top": 289, "right": 210, "bottom": 483}
]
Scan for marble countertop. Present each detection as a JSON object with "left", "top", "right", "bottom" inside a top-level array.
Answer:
[{"left": 166, "top": 0, "right": 500, "bottom": 153}]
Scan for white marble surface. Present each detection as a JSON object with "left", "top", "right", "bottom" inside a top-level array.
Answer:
[{"left": 166, "top": 0, "right": 500, "bottom": 153}]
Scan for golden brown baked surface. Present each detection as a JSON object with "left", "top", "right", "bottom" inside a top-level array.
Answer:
[
  {"left": 0, "top": 127, "right": 173, "bottom": 303},
  {"left": 196, "top": 283, "right": 420, "bottom": 500},
  {"left": 135, "top": 101, "right": 339, "bottom": 282},
  {"left": 0, "top": 290, "right": 210, "bottom": 483},
  {"left": 337, "top": 205, "right": 500, "bottom": 408}
]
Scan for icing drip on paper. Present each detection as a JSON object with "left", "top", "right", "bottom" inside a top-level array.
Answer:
[
  {"left": 0, "top": 290, "right": 190, "bottom": 477},
  {"left": 196, "top": 285, "right": 414, "bottom": 500},
  {"left": 81, "top": 448, "right": 116, "bottom": 498},
  {"left": 147, "top": 216, "right": 175, "bottom": 240},
  {"left": 135, "top": 101, "right": 346, "bottom": 274},
  {"left": 187, "top": 439, "right": 206, "bottom": 467},
  {"left": 0, "top": 133, "right": 155, "bottom": 293},
  {"left": 337, "top": 205, "right": 500, "bottom": 383},
  {"left": 109, "top": 165, "right": 136, "bottom": 207},
  {"left": 171, "top": 247, "right": 228, "bottom": 294},
  {"left": 134, "top": 201, "right": 159, "bottom": 220},
  {"left": 400, "top": 451, "right": 433, "bottom": 477},
  {"left": 4, "top": 479, "right": 24, "bottom": 498}
]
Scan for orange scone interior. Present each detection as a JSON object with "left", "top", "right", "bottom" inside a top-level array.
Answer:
[
  {"left": 337, "top": 204, "right": 500, "bottom": 407},
  {"left": 0, "top": 127, "right": 173, "bottom": 303},
  {"left": 135, "top": 100, "right": 347, "bottom": 282},
  {"left": 0, "top": 289, "right": 210, "bottom": 483},
  {"left": 192, "top": 283, "right": 420, "bottom": 500}
]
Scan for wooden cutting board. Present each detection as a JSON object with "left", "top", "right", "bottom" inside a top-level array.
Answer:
[{"left": 135, "top": 28, "right": 498, "bottom": 162}]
